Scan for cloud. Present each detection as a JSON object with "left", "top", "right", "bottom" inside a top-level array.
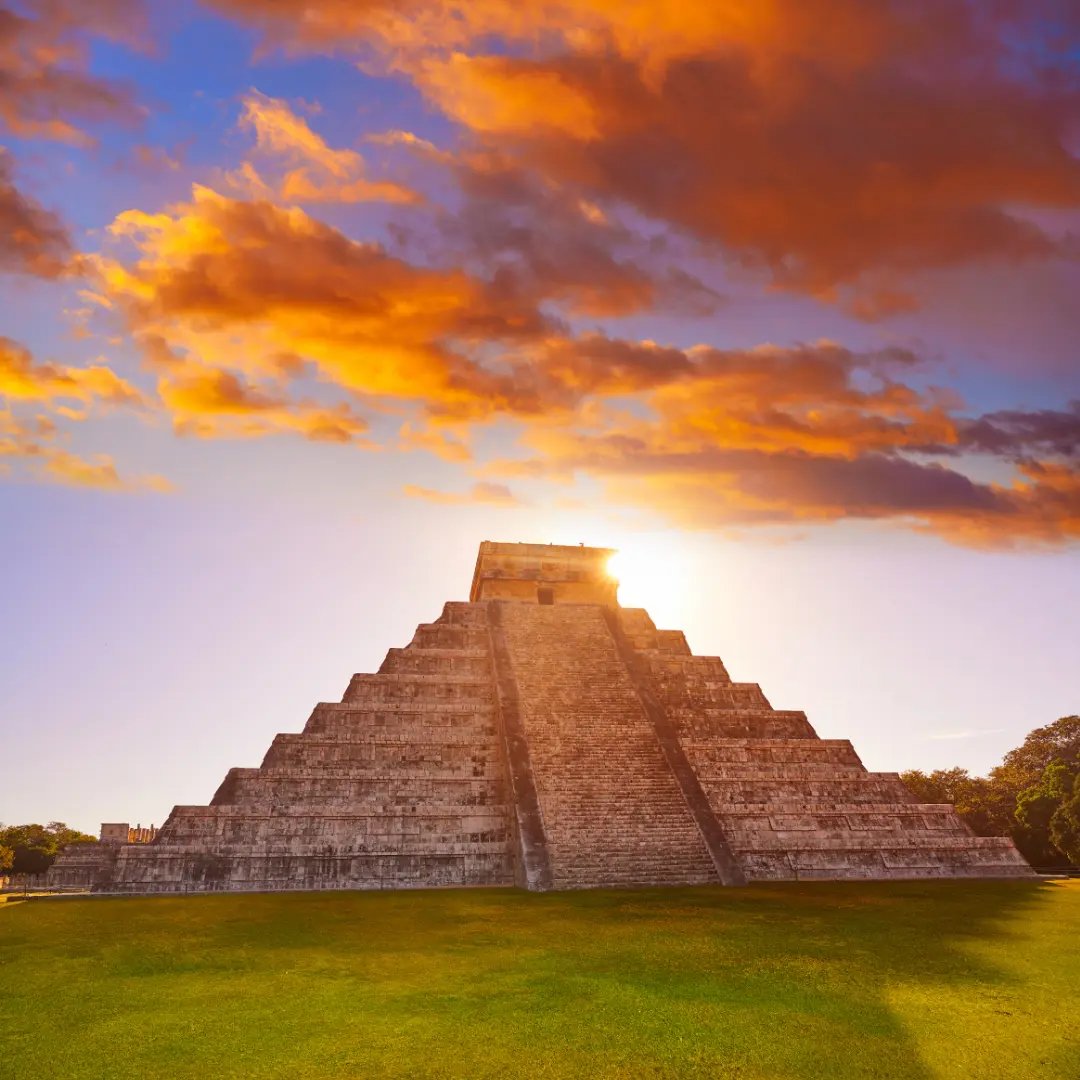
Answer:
[
  {"left": 957, "top": 404, "right": 1080, "bottom": 462},
  {"left": 488, "top": 337, "right": 1080, "bottom": 547},
  {"left": 0, "top": 0, "right": 144, "bottom": 145},
  {"left": 432, "top": 152, "right": 723, "bottom": 319},
  {"left": 398, "top": 421, "right": 471, "bottom": 461},
  {"left": 925, "top": 729, "right": 1004, "bottom": 741},
  {"left": 0, "top": 405, "right": 168, "bottom": 492},
  {"left": 403, "top": 480, "right": 521, "bottom": 505},
  {"left": 0, "top": 149, "right": 71, "bottom": 277},
  {"left": 0, "top": 3, "right": 146, "bottom": 281},
  {"left": 232, "top": 90, "right": 419, "bottom": 205},
  {"left": 38, "top": 448, "right": 171, "bottom": 492},
  {"left": 93, "top": 185, "right": 553, "bottom": 418},
  {"left": 207, "top": 0, "right": 1080, "bottom": 311},
  {"left": 79, "top": 177, "right": 1080, "bottom": 546},
  {"left": 158, "top": 364, "right": 371, "bottom": 444},
  {"left": 0, "top": 335, "right": 169, "bottom": 490},
  {"left": 0, "top": 334, "right": 145, "bottom": 409}
]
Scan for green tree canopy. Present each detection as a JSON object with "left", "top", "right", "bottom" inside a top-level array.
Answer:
[
  {"left": 902, "top": 716, "right": 1080, "bottom": 868},
  {"left": 1014, "top": 761, "right": 1077, "bottom": 866},
  {"left": 898, "top": 767, "right": 1012, "bottom": 837},
  {"left": 992, "top": 716, "right": 1080, "bottom": 794},
  {"left": 1049, "top": 772, "right": 1080, "bottom": 865},
  {"left": 0, "top": 822, "right": 96, "bottom": 877}
]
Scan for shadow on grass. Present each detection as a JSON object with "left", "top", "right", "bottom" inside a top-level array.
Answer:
[{"left": 0, "top": 879, "right": 1074, "bottom": 1080}]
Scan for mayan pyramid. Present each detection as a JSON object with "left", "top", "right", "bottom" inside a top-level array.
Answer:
[{"left": 55, "top": 542, "right": 1032, "bottom": 892}]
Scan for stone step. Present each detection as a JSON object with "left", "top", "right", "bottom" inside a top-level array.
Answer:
[
  {"left": 712, "top": 801, "right": 959, "bottom": 816},
  {"left": 342, "top": 672, "right": 495, "bottom": 705},
  {"left": 266, "top": 732, "right": 500, "bottom": 750},
  {"left": 728, "top": 825, "right": 971, "bottom": 846},
  {"left": 155, "top": 836, "right": 514, "bottom": 855},
  {"left": 165, "top": 804, "right": 512, "bottom": 821},
  {"left": 681, "top": 738, "right": 861, "bottom": 766},
  {"left": 719, "top": 808, "right": 968, "bottom": 836},
  {"left": 304, "top": 702, "right": 497, "bottom": 736},
  {"left": 673, "top": 708, "right": 817, "bottom": 738},
  {"left": 163, "top": 819, "right": 511, "bottom": 841},
  {"left": 109, "top": 848, "right": 515, "bottom": 892},
  {"left": 378, "top": 649, "right": 491, "bottom": 677},
  {"left": 410, "top": 625, "right": 489, "bottom": 650},
  {"left": 700, "top": 774, "right": 914, "bottom": 805},
  {"left": 644, "top": 655, "right": 731, "bottom": 682},
  {"left": 689, "top": 764, "right": 871, "bottom": 781},
  {"left": 739, "top": 836, "right": 1034, "bottom": 881},
  {"left": 436, "top": 601, "right": 489, "bottom": 627},
  {"left": 657, "top": 682, "right": 772, "bottom": 708},
  {"left": 255, "top": 758, "right": 507, "bottom": 779}
]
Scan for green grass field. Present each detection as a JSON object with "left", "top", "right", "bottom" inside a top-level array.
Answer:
[{"left": 1, "top": 880, "right": 1077, "bottom": 1079}]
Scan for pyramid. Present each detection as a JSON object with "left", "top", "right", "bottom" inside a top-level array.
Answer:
[{"left": 54, "top": 542, "right": 1032, "bottom": 892}]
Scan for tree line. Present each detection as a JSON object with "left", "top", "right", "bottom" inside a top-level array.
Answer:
[
  {"left": 902, "top": 715, "right": 1080, "bottom": 867},
  {"left": 0, "top": 822, "right": 96, "bottom": 878}
]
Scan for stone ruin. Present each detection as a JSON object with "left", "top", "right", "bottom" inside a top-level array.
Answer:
[
  {"left": 49, "top": 541, "right": 1032, "bottom": 892},
  {"left": 46, "top": 823, "right": 157, "bottom": 891}
]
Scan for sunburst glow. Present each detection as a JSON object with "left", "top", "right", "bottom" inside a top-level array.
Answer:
[{"left": 606, "top": 533, "right": 691, "bottom": 621}]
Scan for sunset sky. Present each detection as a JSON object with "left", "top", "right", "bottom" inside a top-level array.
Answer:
[{"left": 2, "top": 0, "right": 1078, "bottom": 834}]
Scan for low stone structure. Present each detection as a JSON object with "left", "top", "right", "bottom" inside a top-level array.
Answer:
[
  {"left": 82, "top": 542, "right": 1032, "bottom": 892},
  {"left": 46, "top": 822, "right": 157, "bottom": 890}
]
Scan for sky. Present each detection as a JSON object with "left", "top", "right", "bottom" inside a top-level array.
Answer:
[{"left": 1, "top": 0, "right": 1078, "bottom": 834}]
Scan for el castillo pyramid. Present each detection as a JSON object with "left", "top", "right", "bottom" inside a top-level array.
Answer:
[{"left": 50, "top": 542, "right": 1032, "bottom": 892}]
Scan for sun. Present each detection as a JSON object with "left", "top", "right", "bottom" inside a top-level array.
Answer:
[{"left": 604, "top": 534, "right": 689, "bottom": 620}]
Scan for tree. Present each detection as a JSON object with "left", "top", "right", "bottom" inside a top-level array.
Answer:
[
  {"left": 1013, "top": 761, "right": 1077, "bottom": 867},
  {"left": 0, "top": 822, "right": 96, "bottom": 878},
  {"left": 901, "top": 716, "right": 1080, "bottom": 868},
  {"left": 1050, "top": 772, "right": 1080, "bottom": 864},
  {"left": 992, "top": 716, "right": 1080, "bottom": 794},
  {"left": 899, "top": 767, "right": 1012, "bottom": 836}
]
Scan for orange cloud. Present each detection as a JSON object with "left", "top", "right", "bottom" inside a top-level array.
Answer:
[
  {"left": 403, "top": 480, "right": 521, "bottom": 506},
  {"left": 398, "top": 421, "right": 471, "bottom": 462},
  {"left": 233, "top": 91, "right": 419, "bottom": 205},
  {"left": 438, "top": 152, "right": 722, "bottom": 320},
  {"left": 0, "top": 149, "right": 70, "bottom": 277},
  {"left": 0, "top": 335, "right": 145, "bottom": 409},
  {"left": 419, "top": 48, "right": 1078, "bottom": 306},
  {"left": 0, "top": 335, "right": 170, "bottom": 491},
  {"left": 158, "top": 365, "right": 371, "bottom": 444},
  {"left": 94, "top": 185, "right": 550, "bottom": 416},
  {"left": 207, "top": 1, "right": 1080, "bottom": 310},
  {"left": 0, "top": 406, "right": 169, "bottom": 493},
  {"left": 38, "top": 448, "right": 172, "bottom": 492},
  {"left": 487, "top": 338, "right": 1080, "bottom": 547},
  {"left": 0, "top": 0, "right": 143, "bottom": 145}
]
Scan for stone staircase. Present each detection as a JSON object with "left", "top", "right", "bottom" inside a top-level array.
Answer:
[{"left": 494, "top": 603, "right": 718, "bottom": 889}]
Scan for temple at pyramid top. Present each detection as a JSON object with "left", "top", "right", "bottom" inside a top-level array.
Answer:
[
  {"left": 48, "top": 538, "right": 1033, "bottom": 894},
  {"left": 469, "top": 541, "right": 618, "bottom": 606}
]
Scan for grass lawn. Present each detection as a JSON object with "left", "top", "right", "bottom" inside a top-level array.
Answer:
[{"left": 1, "top": 880, "right": 1077, "bottom": 1079}]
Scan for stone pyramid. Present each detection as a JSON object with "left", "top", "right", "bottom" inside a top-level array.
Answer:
[{"left": 60, "top": 542, "right": 1032, "bottom": 892}]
